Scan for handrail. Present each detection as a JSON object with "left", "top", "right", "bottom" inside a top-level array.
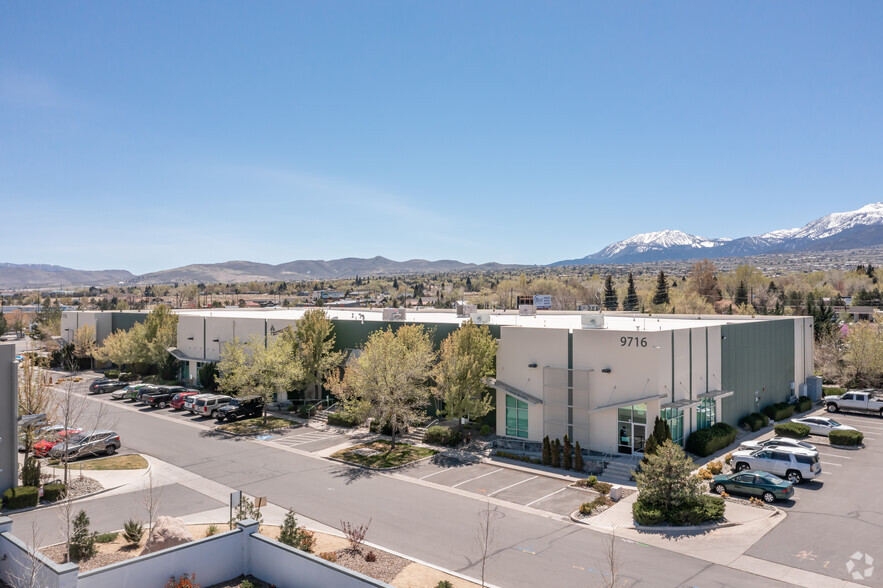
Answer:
[{"left": 424, "top": 419, "right": 439, "bottom": 430}]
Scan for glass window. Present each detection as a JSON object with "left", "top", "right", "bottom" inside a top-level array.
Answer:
[
  {"left": 661, "top": 407, "right": 684, "bottom": 446},
  {"left": 505, "top": 395, "right": 528, "bottom": 438},
  {"left": 633, "top": 404, "right": 647, "bottom": 424},
  {"left": 696, "top": 398, "right": 716, "bottom": 430}
]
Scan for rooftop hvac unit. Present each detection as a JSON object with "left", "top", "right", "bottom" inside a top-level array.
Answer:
[
  {"left": 382, "top": 308, "right": 407, "bottom": 321},
  {"left": 581, "top": 313, "right": 605, "bottom": 329},
  {"left": 456, "top": 303, "right": 478, "bottom": 318},
  {"left": 470, "top": 312, "right": 492, "bottom": 325},
  {"left": 518, "top": 305, "right": 537, "bottom": 316}
]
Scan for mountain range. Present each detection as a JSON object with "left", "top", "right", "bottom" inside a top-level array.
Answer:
[
  {"left": 2, "top": 203, "right": 883, "bottom": 288},
  {"left": 552, "top": 202, "right": 883, "bottom": 265}
]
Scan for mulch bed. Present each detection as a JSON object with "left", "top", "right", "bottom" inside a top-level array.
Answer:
[{"left": 333, "top": 548, "right": 410, "bottom": 583}]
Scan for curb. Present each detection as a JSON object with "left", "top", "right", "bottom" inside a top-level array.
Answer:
[
  {"left": 828, "top": 443, "right": 864, "bottom": 450},
  {"left": 480, "top": 455, "right": 587, "bottom": 483}
]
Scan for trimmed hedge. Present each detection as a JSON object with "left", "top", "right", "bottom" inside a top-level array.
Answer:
[
  {"left": 829, "top": 429, "right": 864, "bottom": 446},
  {"left": 103, "top": 369, "right": 120, "bottom": 379},
  {"left": 3, "top": 486, "right": 39, "bottom": 509},
  {"left": 793, "top": 396, "right": 813, "bottom": 413},
  {"left": 739, "top": 412, "right": 770, "bottom": 432},
  {"left": 774, "top": 422, "right": 810, "bottom": 438},
  {"left": 423, "top": 425, "right": 462, "bottom": 447},
  {"left": 326, "top": 413, "right": 361, "bottom": 428},
  {"left": 119, "top": 372, "right": 139, "bottom": 382},
  {"left": 685, "top": 423, "right": 738, "bottom": 457},
  {"left": 633, "top": 495, "right": 725, "bottom": 526},
  {"left": 823, "top": 387, "right": 846, "bottom": 397},
  {"left": 42, "top": 483, "right": 67, "bottom": 502},
  {"left": 762, "top": 402, "right": 795, "bottom": 422}
]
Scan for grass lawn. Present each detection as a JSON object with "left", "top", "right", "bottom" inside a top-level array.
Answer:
[
  {"left": 48, "top": 454, "right": 149, "bottom": 470},
  {"left": 217, "top": 417, "right": 295, "bottom": 435},
  {"left": 332, "top": 440, "right": 437, "bottom": 468}
]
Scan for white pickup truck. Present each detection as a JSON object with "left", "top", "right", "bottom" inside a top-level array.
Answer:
[{"left": 825, "top": 390, "right": 883, "bottom": 416}]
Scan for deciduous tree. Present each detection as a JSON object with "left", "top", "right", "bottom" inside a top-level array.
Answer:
[
  {"left": 433, "top": 321, "right": 497, "bottom": 430},
  {"left": 284, "top": 309, "right": 342, "bottom": 401}
]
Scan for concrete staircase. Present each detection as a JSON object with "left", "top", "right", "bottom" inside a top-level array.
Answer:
[
  {"left": 600, "top": 457, "right": 639, "bottom": 487},
  {"left": 399, "top": 425, "right": 427, "bottom": 445}
]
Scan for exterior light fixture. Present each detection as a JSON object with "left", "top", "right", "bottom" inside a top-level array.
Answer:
[
  {"left": 528, "top": 363, "right": 537, "bottom": 368},
  {"left": 601, "top": 368, "right": 612, "bottom": 374}
]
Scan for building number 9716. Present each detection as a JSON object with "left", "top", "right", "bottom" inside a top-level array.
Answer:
[{"left": 620, "top": 336, "right": 647, "bottom": 348}]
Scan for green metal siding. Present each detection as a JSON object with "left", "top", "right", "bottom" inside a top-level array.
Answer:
[
  {"left": 720, "top": 321, "right": 795, "bottom": 426},
  {"left": 110, "top": 311, "right": 148, "bottom": 333}
]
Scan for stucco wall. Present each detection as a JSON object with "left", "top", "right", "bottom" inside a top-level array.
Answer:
[{"left": 0, "top": 346, "right": 16, "bottom": 492}]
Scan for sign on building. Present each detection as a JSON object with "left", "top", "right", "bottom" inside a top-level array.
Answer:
[{"left": 534, "top": 295, "right": 552, "bottom": 310}]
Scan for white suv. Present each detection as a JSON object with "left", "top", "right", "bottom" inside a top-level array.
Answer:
[
  {"left": 190, "top": 394, "right": 232, "bottom": 418},
  {"left": 730, "top": 447, "right": 821, "bottom": 484}
]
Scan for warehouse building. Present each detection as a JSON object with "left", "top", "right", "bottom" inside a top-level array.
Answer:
[{"left": 62, "top": 308, "right": 813, "bottom": 455}]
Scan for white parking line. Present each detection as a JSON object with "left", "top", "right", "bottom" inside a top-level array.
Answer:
[
  {"left": 419, "top": 469, "right": 449, "bottom": 480},
  {"left": 820, "top": 461, "right": 842, "bottom": 466},
  {"left": 452, "top": 469, "right": 501, "bottom": 488},
  {"left": 525, "top": 487, "right": 568, "bottom": 507},
  {"left": 817, "top": 452, "right": 851, "bottom": 459},
  {"left": 488, "top": 475, "right": 539, "bottom": 497}
]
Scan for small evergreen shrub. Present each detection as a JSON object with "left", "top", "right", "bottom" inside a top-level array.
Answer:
[
  {"left": 550, "top": 439, "right": 561, "bottom": 468},
  {"left": 3, "top": 486, "right": 39, "bottom": 509},
  {"left": 739, "top": 412, "right": 769, "bottom": 432},
  {"left": 829, "top": 429, "right": 864, "bottom": 446},
  {"left": 541, "top": 436, "right": 551, "bottom": 466},
  {"left": 240, "top": 581, "right": 254, "bottom": 588},
  {"left": 69, "top": 510, "right": 97, "bottom": 561},
  {"left": 574, "top": 441, "right": 584, "bottom": 472},
  {"left": 205, "top": 524, "right": 219, "bottom": 537},
  {"left": 21, "top": 457, "right": 41, "bottom": 488},
  {"left": 562, "top": 435, "right": 572, "bottom": 470},
  {"left": 480, "top": 424, "right": 491, "bottom": 436},
  {"left": 326, "top": 412, "right": 361, "bottom": 428},
  {"left": 42, "top": 483, "right": 67, "bottom": 502},
  {"left": 685, "top": 423, "right": 737, "bottom": 457},
  {"left": 774, "top": 422, "right": 810, "bottom": 438},
  {"left": 318, "top": 552, "right": 338, "bottom": 562},
  {"left": 762, "top": 402, "right": 795, "bottom": 422},
  {"left": 423, "top": 426, "right": 461, "bottom": 447},
  {"left": 436, "top": 582, "right": 454, "bottom": 588},
  {"left": 632, "top": 500, "right": 666, "bottom": 526},
  {"left": 793, "top": 396, "right": 813, "bottom": 413},
  {"left": 123, "top": 519, "right": 143, "bottom": 545},
  {"left": 279, "top": 510, "right": 316, "bottom": 553},
  {"left": 95, "top": 532, "right": 118, "bottom": 544}
]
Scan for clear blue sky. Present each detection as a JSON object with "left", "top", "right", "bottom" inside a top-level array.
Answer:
[{"left": 2, "top": 2, "right": 882, "bottom": 274}]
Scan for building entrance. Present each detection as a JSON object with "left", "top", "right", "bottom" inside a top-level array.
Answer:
[{"left": 617, "top": 403, "right": 647, "bottom": 455}]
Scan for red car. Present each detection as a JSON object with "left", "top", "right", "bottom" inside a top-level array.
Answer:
[
  {"left": 170, "top": 391, "right": 200, "bottom": 410},
  {"left": 32, "top": 428, "right": 83, "bottom": 457}
]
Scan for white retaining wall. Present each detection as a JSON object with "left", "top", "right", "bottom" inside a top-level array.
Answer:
[{"left": 0, "top": 518, "right": 78, "bottom": 588}]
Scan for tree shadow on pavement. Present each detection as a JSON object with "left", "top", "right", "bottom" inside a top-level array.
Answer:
[{"left": 331, "top": 465, "right": 377, "bottom": 485}]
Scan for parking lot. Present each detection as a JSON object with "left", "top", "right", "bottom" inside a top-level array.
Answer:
[
  {"left": 744, "top": 408, "right": 883, "bottom": 586},
  {"left": 401, "top": 455, "right": 591, "bottom": 516}
]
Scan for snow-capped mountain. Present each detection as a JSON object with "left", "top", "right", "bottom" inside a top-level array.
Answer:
[{"left": 553, "top": 202, "right": 883, "bottom": 265}]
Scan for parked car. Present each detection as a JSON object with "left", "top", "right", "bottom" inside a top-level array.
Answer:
[
  {"left": 112, "top": 383, "right": 149, "bottom": 400},
  {"left": 184, "top": 393, "right": 213, "bottom": 412},
  {"left": 731, "top": 447, "right": 821, "bottom": 484},
  {"left": 88, "top": 378, "right": 113, "bottom": 393},
  {"left": 128, "top": 385, "right": 160, "bottom": 402},
  {"left": 142, "top": 387, "right": 187, "bottom": 409},
  {"left": 90, "top": 380, "right": 127, "bottom": 394},
  {"left": 791, "top": 416, "right": 858, "bottom": 436},
  {"left": 739, "top": 437, "right": 818, "bottom": 453},
  {"left": 190, "top": 394, "right": 232, "bottom": 418},
  {"left": 48, "top": 430, "right": 121, "bottom": 461},
  {"left": 170, "top": 391, "right": 201, "bottom": 410},
  {"left": 32, "top": 428, "right": 83, "bottom": 457},
  {"left": 215, "top": 395, "right": 264, "bottom": 422},
  {"left": 710, "top": 471, "right": 794, "bottom": 503},
  {"left": 824, "top": 390, "right": 883, "bottom": 416}
]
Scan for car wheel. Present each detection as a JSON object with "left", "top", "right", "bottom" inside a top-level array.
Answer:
[
  {"left": 158, "top": 402, "right": 166, "bottom": 409},
  {"left": 713, "top": 483, "right": 726, "bottom": 494},
  {"left": 786, "top": 470, "right": 802, "bottom": 484},
  {"left": 735, "top": 462, "right": 750, "bottom": 472},
  {"left": 211, "top": 410, "right": 218, "bottom": 419},
  {"left": 762, "top": 491, "right": 775, "bottom": 503},
  {"left": 827, "top": 404, "right": 838, "bottom": 413},
  {"left": 105, "top": 445, "right": 117, "bottom": 456}
]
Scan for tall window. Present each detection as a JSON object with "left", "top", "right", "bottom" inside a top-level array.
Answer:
[
  {"left": 661, "top": 407, "right": 684, "bottom": 446},
  {"left": 505, "top": 395, "right": 528, "bottom": 438},
  {"left": 696, "top": 398, "right": 716, "bottom": 430}
]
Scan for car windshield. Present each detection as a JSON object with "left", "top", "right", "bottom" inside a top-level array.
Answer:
[
  {"left": 68, "top": 434, "right": 87, "bottom": 443},
  {"left": 229, "top": 400, "right": 241, "bottom": 407},
  {"left": 757, "top": 473, "right": 785, "bottom": 484},
  {"left": 826, "top": 419, "right": 841, "bottom": 426}
]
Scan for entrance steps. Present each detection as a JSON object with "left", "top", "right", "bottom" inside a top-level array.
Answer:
[{"left": 600, "top": 457, "right": 639, "bottom": 486}]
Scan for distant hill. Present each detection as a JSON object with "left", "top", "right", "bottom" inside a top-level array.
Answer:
[
  {"left": 0, "top": 264, "right": 135, "bottom": 289},
  {"left": 553, "top": 202, "right": 883, "bottom": 265}
]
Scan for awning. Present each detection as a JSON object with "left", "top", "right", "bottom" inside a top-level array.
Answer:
[
  {"left": 588, "top": 394, "right": 666, "bottom": 414},
  {"left": 485, "top": 378, "right": 543, "bottom": 405},
  {"left": 166, "top": 347, "right": 206, "bottom": 363},
  {"left": 697, "top": 389, "right": 734, "bottom": 400},
  {"left": 661, "top": 398, "right": 700, "bottom": 410}
]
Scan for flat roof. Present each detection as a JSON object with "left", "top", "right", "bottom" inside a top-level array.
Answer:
[{"left": 173, "top": 307, "right": 799, "bottom": 332}]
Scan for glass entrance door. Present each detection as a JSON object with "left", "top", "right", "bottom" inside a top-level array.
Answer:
[{"left": 617, "top": 404, "right": 647, "bottom": 455}]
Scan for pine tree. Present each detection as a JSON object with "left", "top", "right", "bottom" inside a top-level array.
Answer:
[
  {"left": 542, "top": 436, "right": 551, "bottom": 466},
  {"left": 279, "top": 509, "right": 316, "bottom": 553},
  {"left": 562, "top": 434, "right": 572, "bottom": 470},
  {"left": 634, "top": 440, "right": 702, "bottom": 512},
  {"left": 623, "top": 273, "right": 639, "bottom": 311},
  {"left": 603, "top": 276, "right": 618, "bottom": 310},
  {"left": 69, "top": 510, "right": 97, "bottom": 561},
  {"left": 573, "top": 441, "right": 584, "bottom": 472},
  {"left": 735, "top": 281, "right": 749, "bottom": 306},
  {"left": 551, "top": 439, "right": 561, "bottom": 468},
  {"left": 465, "top": 276, "right": 473, "bottom": 292},
  {"left": 652, "top": 271, "right": 670, "bottom": 305}
]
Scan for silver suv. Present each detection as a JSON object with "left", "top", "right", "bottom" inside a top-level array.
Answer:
[
  {"left": 730, "top": 447, "right": 821, "bottom": 484},
  {"left": 48, "top": 430, "right": 121, "bottom": 461},
  {"left": 190, "top": 394, "right": 232, "bottom": 418}
]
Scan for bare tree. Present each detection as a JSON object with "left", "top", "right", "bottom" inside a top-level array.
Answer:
[
  {"left": 7, "top": 520, "right": 46, "bottom": 588},
  {"left": 138, "top": 471, "right": 163, "bottom": 538},
  {"left": 56, "top": 493, "right": 77, "bottom": 563},
  {"left": 475, "top": 497, "right": 501, "bottom": 588},
  {"left": 17, "top": 353, "right": 55, "bottom": 459},
  {"left": 601, "top": 531, "right": 621, "bottom": 588}
]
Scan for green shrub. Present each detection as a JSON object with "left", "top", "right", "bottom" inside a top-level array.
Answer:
[
  {"left": 205, "top": 524, "right": 219, "bottom": 537},
  {"left": 632, "top": 500, "right": 666, "bottom": 526},
  {"left": 119, "top": 372, "right": 139, "bottom": 382},
  {"left": 104, "top": 369, "right": 120, "bottom": 379},
  {"left": 2, "top": 486, "right": 39, "bottom": 509},
  {"left": 594, "top": 481, "right": 612, "bottom": 495},
  {"left": 297, "top": 405, "right": 317, "bottom": 418},
  {"left": 240, "top": 581, "right": 254, "bottom": 588},
  {"left": 95, "top": 532, "right": 118, "bottom": 544},
  {"left": 422, "top": 425, "right": 462, "bottom": 447},
  {"left": 829, "top": 429, "right": 864, "bottom": 446},
  {"left": 69, "top": 510, "right": 97, "bottom": 561},
  {"left": 369, "top": 420, "right": 408, "bottom": 436},
  {"left": 667, "top": 496, "right": 726, "bottom": 526},
  {"left": 774, "top": 422, "right": 810, "bottom": 438},
  {"left": 685, "top": 423, "right": 737, "bottom": 457},
  {"left": 794, "top": 396, "right": 813, "bottom": 413},
  {"left": 326, "top": 412, "right": 361, "bottom": 428},
  {"left": 21, "top": 456, "right": 41, "bottom": 487},
  {"left": 480, "top": 424, "right": 491, "bottom": 436},
  {"left": 706, "top": 461, "right": 724, "bottom": 475},
  {"left": 762, "top": 402, "right": 795, "bottom": 422},
  {"left": 739, "top": 412, "right": 769, "bottom": 432},
  {"left": 42, "top": 483, "right": 67, "bottom": 502},
  {"left": 436, "top": 582, "right": 454, "bottom": 588},
  {"left": 495, "top": 450, "right": 541, "bottom": 464},
  {"left": 587, "top": 475, "right": 597, "bottom": 486},
  {"left": 823, "top": 387, "right": 846, "bottom": 396},
  {"left": 579, "top": 495, "right": 609, "bottom": 516}
]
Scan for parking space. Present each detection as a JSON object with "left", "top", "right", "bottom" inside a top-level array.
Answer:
[
  {"left": 273, "top": 428, "right": 348, "bottom": 452},
  {"left": 401, "top": 455, "right": 589, "bottom": 516}
]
